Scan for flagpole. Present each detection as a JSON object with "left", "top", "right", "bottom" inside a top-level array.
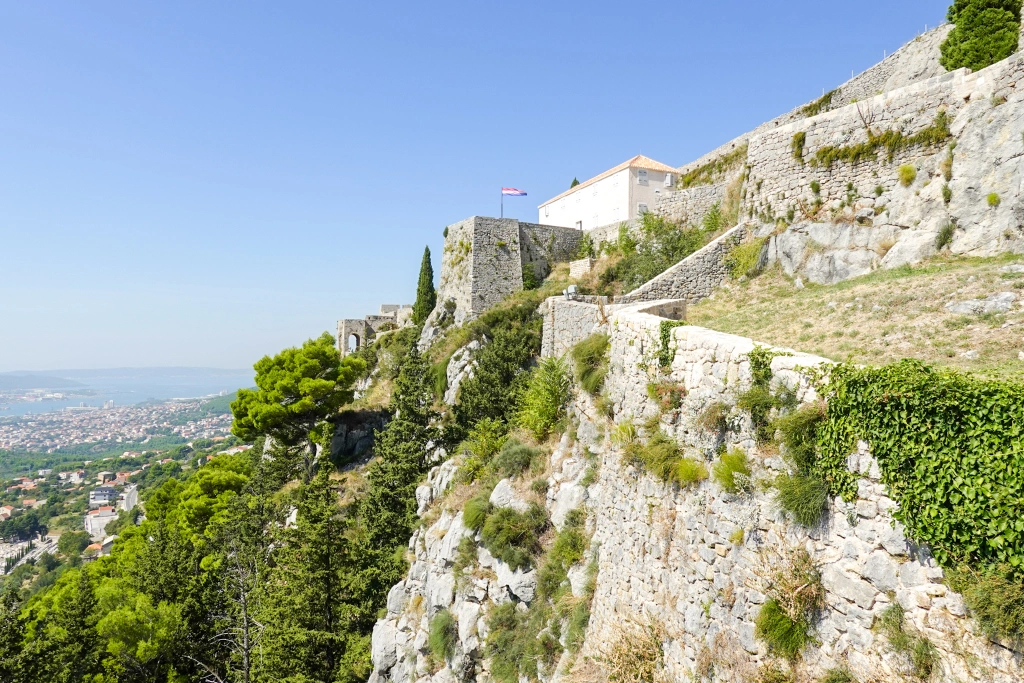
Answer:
[{"left": 501, "top": 190, "right": 503, "bottom": 219}]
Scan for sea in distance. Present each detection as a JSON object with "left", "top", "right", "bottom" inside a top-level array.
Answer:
[{"left": 0, "top": 367, "right": 254, "bottom": 418}]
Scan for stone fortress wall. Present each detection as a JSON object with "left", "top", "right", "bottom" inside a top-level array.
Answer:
[
  {"left": 337, "top": 304, "right": 413, "bottom": 357},
  {"left": 369, "top": 300, "right": 1021, "bottom": 682},
  {"left": 419, "top": 216, "right": 581, "bottom": 344}
]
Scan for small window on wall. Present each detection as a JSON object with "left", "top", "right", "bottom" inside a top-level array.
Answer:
[
  {"left": 638, "top": 170, "right": 648, "bottom": 185},
  {"left": 575, "top": 220, "right": 582, "bottom": 230},
  {"left": 544, "top": 206, "right": 549, "bottom": 217},
  {"left": 637, "top": 203, "right": 649, "bottom": 215},
  {"left": 664, "top": 173, "right": 674, "bottom": 187}
]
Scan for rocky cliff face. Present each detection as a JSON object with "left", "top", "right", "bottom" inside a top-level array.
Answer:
[{"left": 368, "top": 303, "right": 1021, "bottom": 682}]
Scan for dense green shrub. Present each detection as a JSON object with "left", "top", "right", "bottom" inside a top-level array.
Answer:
[
  {"left": 486, "top": 602, "right": 563, "bottom": 683},
  {"left": 459, "top": 418, "right": 508, "bottom": 482},
  {"left": 493, "top": 440, "right": 541, "bottom": 479},
  {"left": 940, "top": 0, "right": 1022, "bottom": 72},
  {"left": 537, "top": 509, "right": 588, "bottom": 599},
  {"left": 988, "top": 191, "right": 1001, "bottom": 206},
  {"left": 947, "top": 564, "right": 1024, "bottom": 643},
  {"left": 712, "top": 448, "right": 751, "bottom": 494},
  {"left": 573, "top": 233, "right": 596, "bottom": 260},
  {"left": 627, "top": 430, "right": 707, "bottom": 488},
  {"left": 463, "top": 490, "right": 493, "bottom": 531},
  {"left": 597, "top": 212, "right": 714, "bottom": 293},
  {"left": 736, "top": 386, "right": 777, "bottom": 444},
  {"left": 518, "top": 356, "right": 571, "bottom": 439},
  {"left": 936, "top": 221, "right": 955, "bottom": 248},
  {"left": 522, "top": 263, "right": 540, "bottom": 290},
  {"left": 481, "top": 503, "right": 547, "bottom": 570},
  {"left": 725, "top": 237, "right": 767, "bottom": 279},
  {"left": 755, "top": 599, "right": 810, "bottom": 661},
  {"left": 898, "top": 164, "right": 917, "bottom": 186},
  {"left": 453, "top": 324, "right": 541, "bottom": 441},
  {"left": 571, "top": 333, "right": 610, "bottom": 395},
  {"left": 428, "top": 609, "right": 457, "bottom": 660},
  {"left": 774, "top": 472, "right": 829, "bottom": 527},
  {"left": 775, "top": 402, "right": 824, "bottom": 474},
  {"left": 755, "top": 548, "right": 824, "bottom": 660}
]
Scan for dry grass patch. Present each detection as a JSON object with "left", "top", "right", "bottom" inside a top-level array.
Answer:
[{"left": 687, "top": 255, "right": 1024, "bottom": 379}]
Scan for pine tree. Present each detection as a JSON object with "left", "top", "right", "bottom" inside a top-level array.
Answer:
[
  {"left": 570, "top": 177, "right": 580, "bottom": 188},
  {"left": 259, "top": 468, "right": 356, "bottom": 683},
  {"left": 0, "top": 592, "right": 24, "bottom": 683},
  {"left": 42, "top": 569, "right": 101, "bottom": 683},
  {"left": 940, "top": 0, "right": 1022, "bottom": 71},
  {"left": 412, "top": 246, "right": 436, "bottom": 325}
]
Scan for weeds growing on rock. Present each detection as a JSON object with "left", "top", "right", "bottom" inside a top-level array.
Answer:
[
  {"left": 899, "top": 164, "right": 917, "bottom": 187},
  {"left": 480, "top": 503, "right": 548, "bottom": 570},
  {"left": 988, "top": 192, "right": 1001, "bottom": 207},
  {"left": 946, "top": 564, "right": 1024, "bottom": 644},
  {"left": 604, "top": 620, "right": 664, "bottom": 683},
  {"left": 712, "top": 448, "right": 751, "bottom": 494},
  {"left": 754, "top": 547, "right": 824, "bottom": 661},
  {"left": 696, "top": 401, "right": 730, "bottom": 434},
  {"left": 428, "top": 609, "right": 458, "bottom": 660},
  {"left": 725, "top": 237, "right": 768, "bottom": 279},
  {"left": 462, "top": 489, "right": 493, "bottom": 531},
  {"left": 493, "top": 439, "right": 541, "bottom": 479},
  {"left": 626, "top": 429, "right": 708, "bottom": 489},
  {"left": 876, "top": 603, "right": 937, "bottom": 680},
  {"left": 820, "top": 667, "right": 857, "bottom": 683},
  {"left": 518, "top": 356, "right": 571, "bottom": 439},
  {"left": 773, "top": 472, "right": 829, "bottom": 527},
  {"left": 936, "top": 221, "right": 955, "bottom": 249},
  {"left": 572, "top": 333, "right": 611, "bottom": 395}
]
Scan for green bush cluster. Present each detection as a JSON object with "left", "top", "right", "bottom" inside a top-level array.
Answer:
[
  {"left": 492, "top": 439, "right": 542, "bottom": 479},
  {"left": 458, "top": 418, "right": 508, "bottom": 483},
  {"left": 537, "top": 509, "right": 588, "bottom": 599},
  {"left": 695, "top": 401, "right": 730, "bottom": 434},
  {"left": 647, "top": 381, "right": 686, "bottom": 411},
  {"left": 480, "top": 503, "right": 548, "bottom": 570},
  {"left": 810, "top": 111, "right": 951, "bottom": 169},
  {"left": 428, "top": 609, "right": 457, "bottom": 661},
  {"left": 947, "top": 564, "right": 1024, "bottom": 643},
  {"left": 712, "top": 448, "right": 751, "bottom": 494},
  {"left": 737, "top": 346, "right": 795, "bottom": 444},
  {"left": 486, "top": 601, "right": 562, "bottom": 683},
  {"left": 517, "top": 356, "right": 571, "bottom": 439},
  {"left": 571, "top": 333, "right": 610, "bottom": 395},
  {"left": 624, "top": 429, "right": 708, "bottom": 488},
  {"left": 597, "top": 212, "right": 716, "bottom": 294},
  {"left": 898, "top": 164, "right": 917, "bottom": 187},
  {"left": 754, "top": 548, "right": 824, "bottom": 660},
  {"left": 724, "top": 237, "right": 767, "bottom": 279}
]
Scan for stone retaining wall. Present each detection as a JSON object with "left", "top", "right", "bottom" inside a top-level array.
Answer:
[
  {"left": 617, "top": 224, "right": 749, "bottom": 304},
  {"left": 579, "top": 307, "right": 1020, "bottom": 682}
]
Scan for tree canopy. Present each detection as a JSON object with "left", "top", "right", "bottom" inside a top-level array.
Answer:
[
  {"left": 231, "top": 332, "right": 365, "bottom": 447},
  {"left": 940, "top": 0, "right": 1022, "bottom": 71}
]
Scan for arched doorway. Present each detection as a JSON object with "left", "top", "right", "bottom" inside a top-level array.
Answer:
[{"left": 347, "top": 334, "right": 360, "bottom": 353}]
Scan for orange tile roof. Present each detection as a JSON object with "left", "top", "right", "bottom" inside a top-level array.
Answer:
[{"left": 539, "top": 155, "right": 677, "bottom": 208}]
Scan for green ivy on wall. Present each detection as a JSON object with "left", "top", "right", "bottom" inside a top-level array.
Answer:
[{"left": 816, "top": 360, "right": 1024, "bottom": 575}]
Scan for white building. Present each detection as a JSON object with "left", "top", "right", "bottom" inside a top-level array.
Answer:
[
  {"left": 538, "top": 155, "right": 677, "bottom": 233},
  {"left": 89, "top": 486, "right": 118, "bottom": 509},
  {"left": 85, "top": 507, "right": 118, "bottom": 540}
]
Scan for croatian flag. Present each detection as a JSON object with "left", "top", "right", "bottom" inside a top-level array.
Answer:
[{"left": 501, "top": 188, "right": 527, "bottom": 196}]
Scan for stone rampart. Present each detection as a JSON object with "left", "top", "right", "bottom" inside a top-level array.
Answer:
[
  {"left": 421, "top": 217, "right": 582, "bottom": 346},
  {"left": 654, "top": 183, "right": 728, "bottom": 225},
  {"left": 616, "top": 224, "right": 749, "bottom": 304}
]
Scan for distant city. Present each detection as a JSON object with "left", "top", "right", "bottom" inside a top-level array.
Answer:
[{"left": 0, "top": 399, "right": 234, "bottom": 453}]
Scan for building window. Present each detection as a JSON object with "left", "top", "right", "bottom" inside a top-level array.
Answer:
[
  {"left": 637, "top": 202, "right": 649, "bottom": 215},
  {"left": 544, "top": 206, "right": 549, "bottom": 217},
  {"left": 638, "top": 170, "right": 648, "bottom": 185},
  {"left": 664, "top": 173, "right": 674, "bottom": 187},
  {"left": 575, "top": 220, "right": 582, "bottom": 230}
]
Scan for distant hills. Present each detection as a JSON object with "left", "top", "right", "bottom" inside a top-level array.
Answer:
[{"left": 0, "top": 374, "right": 84, "bottom": 390}]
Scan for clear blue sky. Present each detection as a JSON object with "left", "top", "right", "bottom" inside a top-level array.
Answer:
[{"left": 0, "top": 1, "right": 949, "bottom": 372}]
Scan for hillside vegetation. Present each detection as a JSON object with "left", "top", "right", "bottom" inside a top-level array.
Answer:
[{"left": 688, "top": 254, "right": 1024, "bottom": 379}]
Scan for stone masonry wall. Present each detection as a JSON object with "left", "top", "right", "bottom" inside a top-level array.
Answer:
[
  {"left": 421, "top": 217, "right": 582, "bottom": 346},
  {"left": 616, "top": 224, "right": 749, "bottom": 304},
  {"left": 741, "top": 52, "right": 1024, "bottom": 283},
  {"left": 371, "top": 301, "right": 1021, "bottom": 682},
  {"left": 654, "top": 183, "right": 730, "bottom": 226},
  {"left": 580, "top": 306, "right": 1020, "bottom": 682}
]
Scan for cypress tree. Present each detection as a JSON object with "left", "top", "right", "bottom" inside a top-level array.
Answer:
[
  {"left": 940, "top": 0, "right": 1022, "bottom": 71},
  {"left": 570, "top": 177, "right": 580, "bottom": 188},
  {"left": 412, "top": 246, "right": 436, "bottom": 325}
]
